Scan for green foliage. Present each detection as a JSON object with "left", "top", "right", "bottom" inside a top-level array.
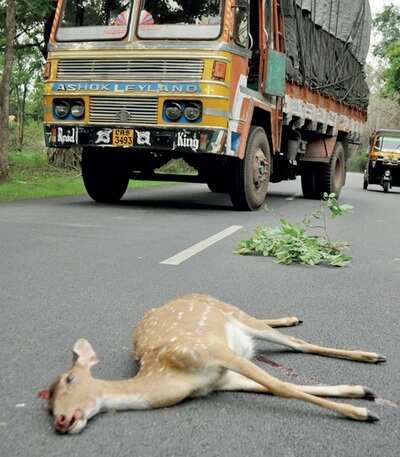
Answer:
[
  {"left": 373, "top": 4, "right": 400, "bottom": 100},
  {"left": 381, "top": 42, "right": 400, "bottom": 97},
  {"left": 349, "top": 149, "right": 368, "bottom": 172},
  {"left": 236, "top": 194, "right": 353, "bottom": 267},
  {"left": 373, "top": 4, "right": 400, "bottom": 60}
]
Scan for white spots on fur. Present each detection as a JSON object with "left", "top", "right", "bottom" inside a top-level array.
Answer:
[{"left": 170, "top": 337, "right": 177, "bottom": 342}]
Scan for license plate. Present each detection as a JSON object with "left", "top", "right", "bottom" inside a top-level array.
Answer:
[{"left": 113, "top": 129, "right": 134, "bottom": 146}]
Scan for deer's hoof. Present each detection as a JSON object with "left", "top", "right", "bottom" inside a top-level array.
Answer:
[
  {"left": 363, "top": 387, "right": 376, "bottom": 401},
  {"left": 375, "top": 355, "right": 387, "bottom": 364},
  {"left": 366, "top": 411, "right": 380, "bottom": 423}
]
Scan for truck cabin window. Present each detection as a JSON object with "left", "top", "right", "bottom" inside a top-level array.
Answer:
[
  {"left": 56, "top": 0, "right": 133, "bottom": 41},
  {"left": 137, "top": 0, "right": 222, "bottom": 40},
  {"left": 375, "top": 136, "right": 400, "bottom": 153}
]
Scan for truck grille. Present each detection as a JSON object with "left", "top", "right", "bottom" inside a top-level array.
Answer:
[
  {"left": 57, "top": 59, "right": 204, "bottom": 81},
  {"left": 90, "top": 97, "right": 158, "bottom": 125}
]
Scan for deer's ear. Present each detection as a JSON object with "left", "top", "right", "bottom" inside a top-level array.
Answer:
[
  {"left": 72, "top": 338, "right": 99, "bottom": 368},
  {"left": 38, "top": 389, "right": 50, "bottom": 400}
]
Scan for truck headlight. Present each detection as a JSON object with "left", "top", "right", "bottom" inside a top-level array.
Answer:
[
  {"left": 53, "top": 100, "right": 70, "bottom": 119},
  {"left": 165, "top": 102, "right": 183, "bottom": 121},
  {"left": 71, "top": 101, "right": 85, "bottom": 119},
  {"left": 184, "top": 103, "right": 202, "bottom": 122}
]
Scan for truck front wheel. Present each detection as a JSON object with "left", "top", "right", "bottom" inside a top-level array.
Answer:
[
  {"left": 230, "top": 127, "right": 271, "bottom": 211},
  {"left": 81, "top": 148, "right": 129, "bottom": 203}
]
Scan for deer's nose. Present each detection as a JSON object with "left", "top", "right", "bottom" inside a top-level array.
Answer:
[{"left": 55, "top": 415, "right": 67, "bottom": 430}]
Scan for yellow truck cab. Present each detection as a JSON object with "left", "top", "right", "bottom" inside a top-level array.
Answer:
[
  {"left": 44, "top": 0, "right": 370, "bottom": 210},
  {"left": 364, "top": 129, "right": 400, "bottom": 193}
]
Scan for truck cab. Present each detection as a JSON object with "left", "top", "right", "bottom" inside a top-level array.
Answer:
[{"left": 364, "top": 129, "right": 400, "bottom": 193}]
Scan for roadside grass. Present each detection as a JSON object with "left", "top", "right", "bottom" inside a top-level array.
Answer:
[
  {"left": 1, "top": 120, "right": 195, "bottom": 203},
  {"left": 0, "top": 121, "right": 191, "bottom": 202},
  {"left": 0, "top": 149, "right": 172, "bottom": 203}
]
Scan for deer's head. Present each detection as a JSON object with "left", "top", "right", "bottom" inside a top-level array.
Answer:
[{"left": 39, "top": 339, "right": 101, "bottom": 434}]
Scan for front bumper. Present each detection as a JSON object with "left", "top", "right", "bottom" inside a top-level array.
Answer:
[
  {"left": 368, "top": 161, "right": 400, "bottom": 185},
  {"left": 44, "top": 124, "right": 228, "bottom": 155}
]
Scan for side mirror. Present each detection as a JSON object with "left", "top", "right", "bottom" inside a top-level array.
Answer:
[{"left": 233, "top": 0, "right": 250, "bottom": 48}]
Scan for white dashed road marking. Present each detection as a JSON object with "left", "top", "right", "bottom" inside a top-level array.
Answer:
[{"left": 160, "top": 225, "right": 243, "bottom": 266}]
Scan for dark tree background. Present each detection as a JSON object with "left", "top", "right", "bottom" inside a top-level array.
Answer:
[{"left": 144, "top": 0, "right": 220, "bottom": 24}]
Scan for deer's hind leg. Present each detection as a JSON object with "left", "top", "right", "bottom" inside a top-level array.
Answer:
[
  {"left": 217, "top": 371, "right": 375, "bottom": 400},
  {"left": 212, "top": 349, "right": 379, "bottom": 422},
  {"left": 211, "top": 298, "right": 302, "bottom": 328},
  {"left": 237, "top": 320, "right": 386, "bottom": 364}
]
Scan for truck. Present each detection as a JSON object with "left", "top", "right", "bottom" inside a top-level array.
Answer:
[{"left": 43, "top": 0, "right": 372, "bottom": 210}]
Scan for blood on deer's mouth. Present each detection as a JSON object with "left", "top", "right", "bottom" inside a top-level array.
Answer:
[{"left": 55, "top": 410, "right": 82, "bottom": 433}]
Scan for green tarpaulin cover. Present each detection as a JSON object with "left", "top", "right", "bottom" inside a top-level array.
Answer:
[{"left": 283, "top": 0, "right": 371, "bottom": 109}]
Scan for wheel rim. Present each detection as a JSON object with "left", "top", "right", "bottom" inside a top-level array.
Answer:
[{"left": 252, "top": 148, "right": 268, "bottom": 192}]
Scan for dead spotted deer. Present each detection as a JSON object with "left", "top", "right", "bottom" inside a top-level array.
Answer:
[{"left": 39, "top": 294, "right": 386, "bottom": 434}]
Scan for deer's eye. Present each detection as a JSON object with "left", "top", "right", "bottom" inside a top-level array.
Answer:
[{"left": 66, "top": 374, "right": 75, "bottom": 384}]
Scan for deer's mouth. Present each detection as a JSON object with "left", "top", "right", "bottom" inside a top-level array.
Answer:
[{"left": 55, "top": 410, "right": 84, "bottom": 434}]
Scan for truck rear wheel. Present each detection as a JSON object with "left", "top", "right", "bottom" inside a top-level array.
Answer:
[
  {"left": 82, "top": 148, "right": 129, "bottom": 203},
  {"left": 301, "top": 141, "right": 345, "bottom": 199},
  {"left": 301, "top": 163, "right": 319, "bottom": 199},
  {"left": 320, "top": 141, "right": 345, "bottom": 197},
  {"left": 230, "top": 126, "right": 271, "bottom": 211}
]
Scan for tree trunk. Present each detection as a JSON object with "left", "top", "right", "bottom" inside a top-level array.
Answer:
[
  {"left": 17, "top": 84, "right": 27, "bottom": 151},
  {"left": 0, "top": 0, "right": 17, "bottom": 181},
  {"left": 47, "top": 148, "right": 82, "bottom": 171}
]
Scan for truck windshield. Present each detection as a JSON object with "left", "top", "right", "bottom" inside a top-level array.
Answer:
[
  {"left": 137, "top": 0, "right": 223, "bottom": 40},
  {"left": 56, "top": 0, "right": 133, "bottom": 42},
  {"left": 376, "top": 136, "right": 400, "bottom": 152}
]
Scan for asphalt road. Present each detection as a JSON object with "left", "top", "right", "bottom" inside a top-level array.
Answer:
[{"left": 1, "top": 173, "right": 399, "bottom": 457}]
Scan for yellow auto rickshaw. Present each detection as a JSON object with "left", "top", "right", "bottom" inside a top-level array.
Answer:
[{"left": 364, "top": 129, "right": 400, "bottom": 193}]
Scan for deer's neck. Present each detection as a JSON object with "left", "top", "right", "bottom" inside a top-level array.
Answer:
[{"left": 96, "top": 377, "right": 151, "bottom": 411}]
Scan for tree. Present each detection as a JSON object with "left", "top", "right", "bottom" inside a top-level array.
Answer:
[
  {"left": 0, "top": 0, "right": 53, "bottom": 57},
  {"left": 373, "top": 4, "right": 400, "bottom": 59},
  {"left": 11, "top": 46, "right": 43, "bottom": 150},
  {"left": 0, "top": 0, "right": 16, "bottom": 180},
  {"left": 373, "top": 4, "right": 400, "bottom": 101},
  {"left": 381, "top": 42, "right": 400, "bottom": 98}
]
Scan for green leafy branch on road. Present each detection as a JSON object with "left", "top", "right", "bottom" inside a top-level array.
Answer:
[{"left": 236, "top": 194, "right": 353, "bottom": 267}]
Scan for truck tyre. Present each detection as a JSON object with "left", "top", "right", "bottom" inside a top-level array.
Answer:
[
  {"left": 82, "top": 148, "right": 129, "bottom": 203},
  {"left": 383, "top": 181, "right": 389, "bottom": 193},
  {"left": 301, "top": 163, "right": 319, "bottom": 199},
  {"left": 318, "top": 141, "right": 346, "bottom": 198},
  {"left": 301, "top": 141, "right": 345, "bottom": 200},
  {"left": 230, "top": 126, "right": 271, "bottom": 211},
  {"left": 207, "top": 179, "right": 229, "bottom": 193}
]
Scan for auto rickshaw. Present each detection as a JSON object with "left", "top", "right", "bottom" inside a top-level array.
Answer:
[{"left": 364, "top": 129, "right": 400, "bottom": 193}]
